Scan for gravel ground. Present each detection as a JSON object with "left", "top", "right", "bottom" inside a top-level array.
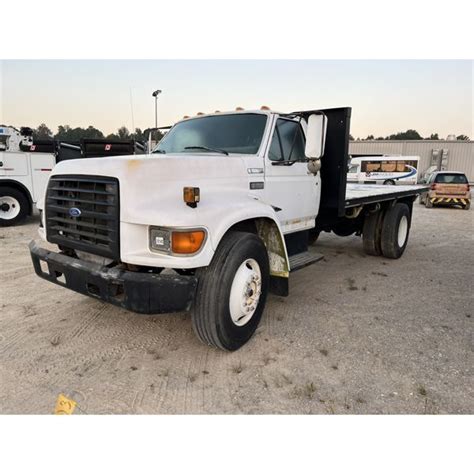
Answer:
[{"left": 0, "top": 204, "right": 472, "bottom": 414}]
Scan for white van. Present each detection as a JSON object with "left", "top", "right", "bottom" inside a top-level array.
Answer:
[{"left": 347, "top": 155, "right": 420, "bottom": 185}]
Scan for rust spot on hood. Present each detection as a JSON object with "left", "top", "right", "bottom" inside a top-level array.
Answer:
[{"left": 127, "top": 159, "right": 142, "bottom": 171}]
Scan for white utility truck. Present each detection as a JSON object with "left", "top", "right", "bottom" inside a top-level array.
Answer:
[
  {"left": 0, "top": 126, "right": 145, "bottom": 226},
  {"left": 0, "top": 126, "right": 56, "bottom": 225},
  {"left": 30, "top": 107, "right": 428, "bottom": 351}
]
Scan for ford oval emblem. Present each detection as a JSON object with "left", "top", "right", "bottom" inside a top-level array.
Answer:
[{"left": 69, "top": 207, "right": 81, "bottom": 217}]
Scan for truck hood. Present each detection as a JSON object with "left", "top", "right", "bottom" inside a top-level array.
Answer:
[{"left": 50, "top": 153, "right": 257, "bottom": 226}]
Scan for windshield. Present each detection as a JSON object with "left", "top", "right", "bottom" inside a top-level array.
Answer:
[
  {"left": 153, "top": 113, "right": 267, "bottom": 155},
  {"left": 434, "top": 173, "right": 468, "bottom": 184}
]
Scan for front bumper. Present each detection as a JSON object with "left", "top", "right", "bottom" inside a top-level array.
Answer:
[{"left": 29, "top": 240, "right": 198, "bottom": 314}]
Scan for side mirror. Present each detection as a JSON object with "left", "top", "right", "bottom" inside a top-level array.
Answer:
[{"left": 305, "top": 113, "right": 327, "bottom": 159}]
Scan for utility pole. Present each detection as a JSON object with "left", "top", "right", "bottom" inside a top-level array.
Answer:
[{"left": 152, "top": 89, "right": 162, "bottom": 128}]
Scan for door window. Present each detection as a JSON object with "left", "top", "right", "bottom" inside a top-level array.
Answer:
[{"left": 268, "top": 119, "right": 306, "bottom": 162}]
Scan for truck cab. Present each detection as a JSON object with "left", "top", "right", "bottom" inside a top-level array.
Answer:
[{"left": 30, "top": 107, "right": 427, "bottom": 350}]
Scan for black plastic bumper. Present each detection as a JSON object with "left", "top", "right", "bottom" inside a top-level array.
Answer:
[{"left": 29, "top": 240, "right": 198, "bottom": 314}]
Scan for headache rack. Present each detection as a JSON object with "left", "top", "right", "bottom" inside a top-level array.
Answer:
[{"left": 45, "top": 175, "right": 120, "bottom": 260}]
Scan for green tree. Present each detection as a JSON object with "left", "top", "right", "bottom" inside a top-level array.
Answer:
[
  {"left": 456, "top": 134, "right": 469, "bottom": 141},
  {"left": 349, "top": 134, "right": 354, "bottom": 141},
  {"left": 428, "top": 133, "right": 439, "bottom": 140},
  {"left": 143, "top": 128, "right": 164, "bottom": 142},
  {"left": 365, "top": 134, "right": 374, "bottom": 140},
  {"left": 106, "top": 133, "right": 120, "bottom": 140},
  {"left": 133, "top": 128, "right": 146, "bottom": 142},
  {"left": 34, "top": 123, "right": 53, "bottom": 139},
  {"left": 387, "top": 129, "right": 422, "bottom": 140},
  {"left": 55, "top": 125, "right": 104, "bottom": 141},
  {"left": 82, "top": 126, "right": 104, "bottom": 139},
  {"left": 117, "top": 126, "right": 131, "bottom": 139}
]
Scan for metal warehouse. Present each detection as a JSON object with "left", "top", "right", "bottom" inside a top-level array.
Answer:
[{"left": 349, "top": 140, "right": 474, "bottom": 181}]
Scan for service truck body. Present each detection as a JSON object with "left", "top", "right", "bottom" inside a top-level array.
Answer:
[
  {"left": 30, "top": 107, "right": 428, "bottom": 350},
  {"left": 0, "top": 127, "right": 145, "bottom": 226}
]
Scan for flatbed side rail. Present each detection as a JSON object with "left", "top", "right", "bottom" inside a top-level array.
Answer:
[{"left": 344, "top": 185, "right": 430, "bottom": 208}]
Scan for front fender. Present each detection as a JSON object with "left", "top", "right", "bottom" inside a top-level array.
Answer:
[{"left": 210, "top": 197, "right": 290, "bottom": 278}]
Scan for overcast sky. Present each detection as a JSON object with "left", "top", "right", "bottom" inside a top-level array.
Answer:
[{"left": 1, "top": 60, "right": 472, "bottom": 139}]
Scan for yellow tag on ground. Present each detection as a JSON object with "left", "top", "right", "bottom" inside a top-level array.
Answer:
[{"left": 54, "top": 394, "right": 77, "bottom": 415}]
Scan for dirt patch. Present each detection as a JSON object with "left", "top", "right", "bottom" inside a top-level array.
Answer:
[{"left": 0, "top": 206, "right": 473, "bottom": 414}]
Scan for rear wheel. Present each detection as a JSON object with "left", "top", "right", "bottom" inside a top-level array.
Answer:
[
  {"left": 425, "top": 197, "right": 433, "bottom": 208},
  {"left": 192, "top": 231, "right": 269, "bottom": 351},
  {"left": 0, "top": 187, "right": 29, "bottom": 227},
  {"left": 380, "top": 203, "right": 411, "bottom": 259},
  {"left": 362, "top": 209, "right": 384, "bottom": 256},
  {"left": 464, "top": 201, "right": 470, "bottom": 210},
  {"left": 383, "top": 179, "right": 396, "bottom": 185}
]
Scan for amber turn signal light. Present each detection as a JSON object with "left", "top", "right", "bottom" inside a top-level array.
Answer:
[
  {"left": 172, "top": 230, "right": 206, "bottom": 254},
  {"left": 183, "top": 187, "right": 200, "bottom": 208}
]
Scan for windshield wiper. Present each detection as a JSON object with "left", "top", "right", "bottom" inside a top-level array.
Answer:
[
  {"left": 184, "top": 146, "right": 228, "bottom": 156},
  {"left": 152, "top": 149, "right": 166, "bottom": 154}
]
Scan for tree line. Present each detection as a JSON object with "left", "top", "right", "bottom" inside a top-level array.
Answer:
[
  {"left": 32, "top": 123, "right": 163, "bottom": 142},
  {"left": 32, "top": 123, "right": 469, "bottom": 143},
  {"left": 349, "top": 129, "right": 469, "bottom": 141}
]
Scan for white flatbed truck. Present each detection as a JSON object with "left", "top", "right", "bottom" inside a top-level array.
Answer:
[{"left": 29, "top": 107, "right": 428, "bottom": 350}]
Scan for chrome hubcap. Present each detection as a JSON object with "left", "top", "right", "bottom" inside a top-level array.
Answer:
[
  {"left": 397, "top": 215, "right": 408, "bottom": 247},
  {"left": 229, "top": 258, "right": 262, "bottom": 326},
  {"left": 0, "top": 196, "right": 20, "bottom": 220}
]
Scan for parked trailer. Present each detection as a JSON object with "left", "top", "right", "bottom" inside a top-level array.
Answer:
[
  {"left": 30, "top": 107, "right": 428, "bottom": 350},
  {"left": 0, "top": 128, "right": 145, "bottom": 226},
  {"left": 347, "top": 155, "right": 420, "bottom": 185}
]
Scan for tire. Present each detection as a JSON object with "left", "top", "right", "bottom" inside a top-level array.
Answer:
[
  {"left": 308, "top": 228, "right": 320, "bottom": 245},
  {"left": 192, "top": 231, "right": 270, "bottom": 351},
  {"left": 362, "top": 209, "right": 384, "bottom": 256},
  {"left": 383, "top": 179, "right": 396, "bottom": 185},
  {"left": 0, "top": 186, "right": 29, "bottom": 227},
  {"left": 425, "top": 197, "right": 433, "bottom": 208},
  {"left": 464, "top": 201, "right": 470, "bottom": 210},
  {"left": 380, "top": 203, "right": 411, "bottom": 259}
]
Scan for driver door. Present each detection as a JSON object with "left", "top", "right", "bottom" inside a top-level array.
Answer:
[{"left": 264, "top": 117, "right": 320, "bottom": 234}]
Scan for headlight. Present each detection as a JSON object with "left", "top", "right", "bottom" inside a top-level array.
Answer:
[
  {"left": 149, "top": 227, "right": 206, "bottom": 255},
  {"left": 150, "top": 227, "right": 172, "bottom": 253}
]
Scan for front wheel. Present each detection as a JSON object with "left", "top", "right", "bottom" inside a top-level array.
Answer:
[
  {"left": 383, "top": 179, "right": 396, "bottom": 185},
  {"left": 192, "top": 231, "right": 270, "bottom": 351},
  {"left": 0, "top": 186, "right": 29, "bottom": 227},
  {"left": 463, "top": 200, "right": 470, "bottom": 210}
]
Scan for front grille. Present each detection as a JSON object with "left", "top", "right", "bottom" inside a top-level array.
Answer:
[{"left": 45, "top": 175, "right": 120, "bottom": 260}]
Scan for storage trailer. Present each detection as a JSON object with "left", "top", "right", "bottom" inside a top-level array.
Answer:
[{"left": 29, "top": 106, "right": 428, "bottom": 350}]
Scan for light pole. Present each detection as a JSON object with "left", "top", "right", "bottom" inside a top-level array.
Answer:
[{"left": 152, "top": 89, "right": 162, "bottom": 128}]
